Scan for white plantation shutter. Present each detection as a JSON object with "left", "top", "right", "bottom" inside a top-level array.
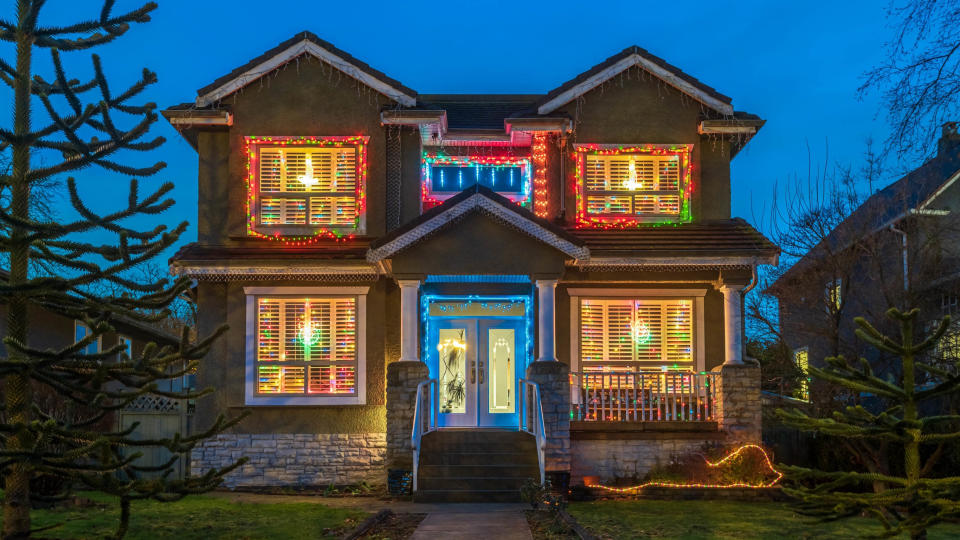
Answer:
[
  {"left": 256, "top": 145, "right": 359, "bottom": 227},
  {"left": 580, "top": 298, "right": 695, "bottom": 370},
  {"left": 583, "top": 153, "right": 684, "bottom": 218},
  {"left": 256, "top": 297, "right": 358, "bottom": 396}
]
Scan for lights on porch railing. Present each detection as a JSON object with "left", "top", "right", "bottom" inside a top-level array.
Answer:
[{"left": 585, "top": 444, "right": 783, "bottom": 492}]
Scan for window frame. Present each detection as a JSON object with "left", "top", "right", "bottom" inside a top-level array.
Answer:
[
  {"left": 567, "top": 288, "right": 706, "bottom": 373},
  {"left": 245, "top": 136, "right": 369, "bottom": 238},
  {"left": 574, "top": 144, "right": 693, "bottom": 226},
  {"left": 244, "top": 286, "right": 368, "bottom": 406},
  {"left": 74, "top": 321, "right": 101, "bottom": 356},
  {"left": 793, "top": 347, "right": 810, "bottom": 401},
  {"left": 421, "top": 152, "right": 532, "bottom": 210}
]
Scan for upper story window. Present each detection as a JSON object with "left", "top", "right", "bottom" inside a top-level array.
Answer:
[
  {"left": 574, "top": 144, "right": 692, "bottom": 227},
  {"left": 421, "top": 153, "right": 531, "bottom": 211},
  {"left": 246, "top": 136, "right": 368, "bottom": 239},
  {"left": 75, "top": 321, "right": 100, "bottom": 356}
]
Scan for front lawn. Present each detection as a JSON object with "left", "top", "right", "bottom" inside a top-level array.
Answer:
[
  {"left": 0, "top": 491, "right": 368, "bottom": 539},
  {"left": 567, "top": 499, "right": 960, "bottom": 539}
]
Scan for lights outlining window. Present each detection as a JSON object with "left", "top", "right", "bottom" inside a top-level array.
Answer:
[
  {"left": 255, "top": 297, "right": 357, "bottom": 396},
  {"left": 794, "top": 347, "right": 810, "bottom": 401},
  {"left": 75, "top": 321, "right": 100, "bottom": 356},
  {"left": 421, "top": 153, "right": 532, "bottom": 210},
  {"left": 245, "top": 136, "right": 369, "bottom": 244},
  {"left": 579, "top": 298, "right": 693, "bottom": 371},
  {"left": 574, "top": 144, "right": 692, "bottom": 227}
]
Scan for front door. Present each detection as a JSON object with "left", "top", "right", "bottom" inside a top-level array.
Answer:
[{"left": 430, "top": 316, "right": 525, "bottom": 428}]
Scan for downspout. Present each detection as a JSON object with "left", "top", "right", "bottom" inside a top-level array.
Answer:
[
  {"left": 740, "top": 262, "right": 759, "bottom": 362},
  {"left": 889, "top": 225, "right": 909, "bottom": 298}
]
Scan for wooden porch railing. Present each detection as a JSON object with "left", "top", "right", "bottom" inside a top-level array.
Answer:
[{"left": 570, "top": 371, "right": 719, "bottom": 422}]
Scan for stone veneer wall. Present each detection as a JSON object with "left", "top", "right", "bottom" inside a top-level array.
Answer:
[
  {"left": 713, "top": 363, "right": 762, "bottom": 443},
  {"left": 571, "top": 437, "right": 714, "bottom": 483},
  {"left": 192, "top": 433, "right": 386, "bottom": 488},
  {"left": 526, "top": 361, "right": 571, "bottom": 472},
  {"left": 386, "top": 361, "right": 430, "bottom": 470}
]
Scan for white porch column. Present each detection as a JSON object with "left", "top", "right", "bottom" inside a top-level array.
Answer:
[
  {"left": 720, "top": 284, "right": 744, "bottom": 365},
  {"left": 398, "top": 280, "right": 421, "bottom": 362},
  {"left": 536, "top": 279, "right": 558, "bottom": 362}
]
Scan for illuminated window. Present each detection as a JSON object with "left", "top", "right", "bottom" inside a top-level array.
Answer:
[
  {"left": 246, "top": 136, "right": 368, "bottom": 239},
  {"left": 421, "top": 153, "right": 531, "bottom": 210},
  {"left": 579, "top": 298, "right": 694, "bottom": 371},
  {"left": 794, "top": 347, "right": 810, "bottom": 401},
  {"left": 244, "top": 287, "right": 367, "bottom": 405},
  {"left": 575, "top": 145, "right": 692, "bottom": 226},
  {"left": 118, "top": 335, "right": 132, "bottom": 362},
  {"left": 75, "top": 321, "right": 100, "bottom": 356},
  {"left": 826, "top": 279, "right": 842, "bottom": 311}
]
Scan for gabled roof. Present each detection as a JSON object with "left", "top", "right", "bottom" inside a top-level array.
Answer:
[
  {"left": 195, "top": 31, "right": 417, "bottom": 108},
  {"left": 367, "top": 186, "right": 589, "bottom": 262},
  {"left": 769, "top": 142, "right": 960, "bottom": 292},
  {"left": 536, "top": 45, "right": 734, "bottom": 116}
]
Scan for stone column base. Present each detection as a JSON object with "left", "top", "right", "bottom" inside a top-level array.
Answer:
[
  {"left": 386, "top": 361, "right": 430, "bottom": 470},
  {"left": 712, "top": 362, "right": 762, "bottom": 444},
  {"left": 526, "top": 361, "right": 571, "bottom": 473}
]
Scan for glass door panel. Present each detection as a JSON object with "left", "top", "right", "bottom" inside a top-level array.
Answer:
[
  {"left": 479, "top": 319, "right": 523, "bottom": 427},
  {"left": 433, "top": 321, "right": 477, "bottom": 427}
]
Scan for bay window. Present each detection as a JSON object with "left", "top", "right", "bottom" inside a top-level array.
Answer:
[{"left": 244, "top": 287, "right": 367, "bottom": 405}]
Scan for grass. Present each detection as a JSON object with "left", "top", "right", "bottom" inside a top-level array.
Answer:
[
  {"left": 567, "top": 499, "right": 960, "bottom": 539},
  {"left": 1, "top": 491, "right": 369, "bottom": 539}
]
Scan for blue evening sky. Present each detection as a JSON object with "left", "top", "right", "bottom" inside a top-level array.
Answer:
[{"left": 35, "top": 0, "right": 898, "bottom": 258}]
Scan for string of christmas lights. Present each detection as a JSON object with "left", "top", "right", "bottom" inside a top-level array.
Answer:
[
  {"left": 573, "top": 144, "right": 693, "bottom": 228},
  {"left": 585, "top": 444, "right": 782, "bottom": 492},
  {"left": 421, "top": 152, "right": 533, "bottom": 210},
  {"left": 532, "top": 133, "right": 549, "bottom": 218},
  {"left": 245, "top": 135, "right": 369, "bottom": 246}
]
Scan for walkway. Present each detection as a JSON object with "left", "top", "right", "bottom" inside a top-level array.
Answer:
[{"left": 410, "top": 504, "right": 533, "bottom": 540}]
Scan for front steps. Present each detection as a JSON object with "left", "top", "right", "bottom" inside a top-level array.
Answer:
[{"left": 414, "top": 429, "right": 539, "bottom": 503}]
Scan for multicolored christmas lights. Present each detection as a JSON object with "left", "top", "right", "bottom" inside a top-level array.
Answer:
[
  {"left": 245, "top": 135, "right": 369, "bottom": 245},
  {"left": 532, "top": 133, "right": 550, "bottom": 218},
  {"left": 573, "top": 144, "right": 693, "bottom": 228},
  {"left": 586, "top": 444, "right": 782, "bottom": 492},
  {"left": 421, "top": 152, "right": 532, "bottom": 210}
]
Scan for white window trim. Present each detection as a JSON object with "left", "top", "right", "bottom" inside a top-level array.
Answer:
[
  {"left": 567, "top": 288, "right": 705, "bottom": 373},
  {"left": 74, "top": 320, "right": 101, "bottom": 354},
  {"left": 243, "top": 286, "right": 369, "bottom": 406}
]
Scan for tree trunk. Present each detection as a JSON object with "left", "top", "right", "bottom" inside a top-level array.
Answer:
[
  {"left": 113, "top": 498, "right": 131, "bottom": 540},
  {"left": 2, "top": 2, "right": 34, "bottom": 538}
]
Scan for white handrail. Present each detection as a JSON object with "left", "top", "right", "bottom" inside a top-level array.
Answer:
[
  {"left": 411, "top": 378, "right": 437, "bottom": 493},
  {"left": 518, "top": 378, "right": 546, "bottom": 486},
  {"left": 570, "top": 370, "right": 720, "bottom": 422}
]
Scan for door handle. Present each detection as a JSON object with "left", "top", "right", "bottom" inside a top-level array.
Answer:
[
  {"left": 470, "top": 360, "right": 476, "bottom": 384},
  {"left": 479, "top": 361, "right": 485, "bottom": 384}
]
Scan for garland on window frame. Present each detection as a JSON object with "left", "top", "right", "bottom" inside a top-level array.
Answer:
[
  {"left": 585, "top": 444, "right": 782, "bottom": 492},
  {"left": 532, "top": 133, "right": 550, "bottom": 218},
  {"left": 573, "top": 144, "right": 693, "bottom": 228},
  {"left": 245, "top": 135, "right": 369, "bottom": 246},
  {"left": 420, "top": 152, "right": 532, "bottom": 210}
]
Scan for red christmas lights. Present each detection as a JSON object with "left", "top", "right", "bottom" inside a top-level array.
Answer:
[{"left": 532, "top": 133, "right": 549, "bottom": 218}]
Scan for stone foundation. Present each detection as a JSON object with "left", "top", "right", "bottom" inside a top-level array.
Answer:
[
  {"left": 386, "top": 361, "right": 430, "bottom": 469},
  {"left": 571, "top": 436, "right": 716, "bottom": 483},
  {"left": 526, "top": 361, "right": 571, "bottom": 473},
  {"left": 192, "top": 433, "right": 386, "bottom": 488}
]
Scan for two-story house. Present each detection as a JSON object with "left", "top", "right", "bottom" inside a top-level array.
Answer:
[{"left": 164, "top": 32, "right": 778, "bottom": 500}]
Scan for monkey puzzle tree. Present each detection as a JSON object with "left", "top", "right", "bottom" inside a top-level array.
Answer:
[
  {"left": 0, "top": 2, "right": 244, "bottom": 538},
  {"left": 777, "top": 308, "right": 960, "bottom": 540}
]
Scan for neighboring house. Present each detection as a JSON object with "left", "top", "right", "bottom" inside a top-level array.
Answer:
[
  {"left": 164, "top": 32, "right": 778, "bottom": 499},
  {"left": 769, "top": 124, "right": 960, "bottom": 398}
]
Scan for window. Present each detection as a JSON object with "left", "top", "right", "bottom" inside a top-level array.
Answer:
[
  {"left": 74, "top": 321, "right": 100, "bottom": 356},
  {"left": 421, "top": 153, "right": 532, "bottom": 210},
  {"left": 575, "top": 145, "right": 692, "bottom": 226},
  {"left": 794, "top": 347, "right": 810, "bottom": 401},
  {"left": 118, "top": 335, "right": 132, "bottom": 362},
  {"left": 246, "top": 136, "right": 368, "bottom": 236},
  {"left": 826, "top": 279, "right": 842, "bottom": 311},
  {"left": 244, "top": 287, "right": 368, "bottom": 405},
  {"left": 942, "top": 294, "right": 959, "bottom": 317},
  {"left": 579, "top": 298, "right": 694, "bottom": 371}
]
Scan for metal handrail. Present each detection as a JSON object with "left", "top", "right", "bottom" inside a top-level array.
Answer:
[
  {"left": 411, "top": 378, "right": 437, "bottom": 493},
  {"left": 518, "top": 378, "right": 546, "bottom": 486}
]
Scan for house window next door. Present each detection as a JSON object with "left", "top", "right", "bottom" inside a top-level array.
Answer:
[{"left": 431, "top": 317, "right": 525, "bottom": 428}]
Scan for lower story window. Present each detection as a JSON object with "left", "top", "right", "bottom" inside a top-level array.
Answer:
[
  {"left": 245, "top": 287, "right": 367, "bottom": 405},
  {"left": 580, "top": 297, "right": 694, "bottom": 372}
]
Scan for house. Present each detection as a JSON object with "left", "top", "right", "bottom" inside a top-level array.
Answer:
[
  {"left": 163, "top": 32, "right": 778, "bottom": 499},
  {"left": 769, "top": 124, "right": 960, "bottom": 398}
]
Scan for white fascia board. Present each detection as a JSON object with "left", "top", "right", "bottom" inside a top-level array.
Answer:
[
  {"left": 167, "top": 112, "right": 233, "bottom": 126},
  {"left": 197, "top": 40, "right": 416, "bottom": 108},
  {"left": 170, "top": 264, "right": 379, "bottom": 278},
  {"left": 573, "top": 254, "right": 778, "bottom": 267},
  {"left": 538, "top": 54, "right": 734, "bottom": 116}
]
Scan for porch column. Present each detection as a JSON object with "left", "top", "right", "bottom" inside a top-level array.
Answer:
[
  {"left": 536, "top": 279, "right": 558, "bottom": 362},
  {"left": 720, "top": 284, "right": 744, "bottom": 366},
  {"left": 398, "top": 280, "right": 420, "bottom": 362}
]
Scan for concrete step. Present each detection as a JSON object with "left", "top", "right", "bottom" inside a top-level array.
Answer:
[
  {"left": 413, "top": 489, "right": 523, "bottom": 503},
  {"left": 418, "top": 464, "right": 539, "bottom": 478},
  {"left": 418, "top": 451, "right": 537, "bottom": 467},
  {"left": 419, "top": 476, "right": 533, "bottom": 491}
]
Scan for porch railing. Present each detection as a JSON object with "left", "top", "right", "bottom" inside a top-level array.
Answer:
[
  {"left": 518, "top": 378, "right": 546, "bottom": 486},
  {"left": 411, "top": 378, "right": 437, "bottom": 492},
  {"left": 570, "top": 371, "right": 719, "bottom": 422}
]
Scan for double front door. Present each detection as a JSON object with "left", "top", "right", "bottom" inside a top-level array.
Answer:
[{"left": 431, "top": 317, "right": 524, "bottom": 428}]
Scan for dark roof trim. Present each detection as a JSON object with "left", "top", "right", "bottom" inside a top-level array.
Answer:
[
  {"left": 196, "top": 31, "right": 417, "bottom": 107},
  {"left": 536, "top": 46, "right": 734, "bottom": 116}
]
